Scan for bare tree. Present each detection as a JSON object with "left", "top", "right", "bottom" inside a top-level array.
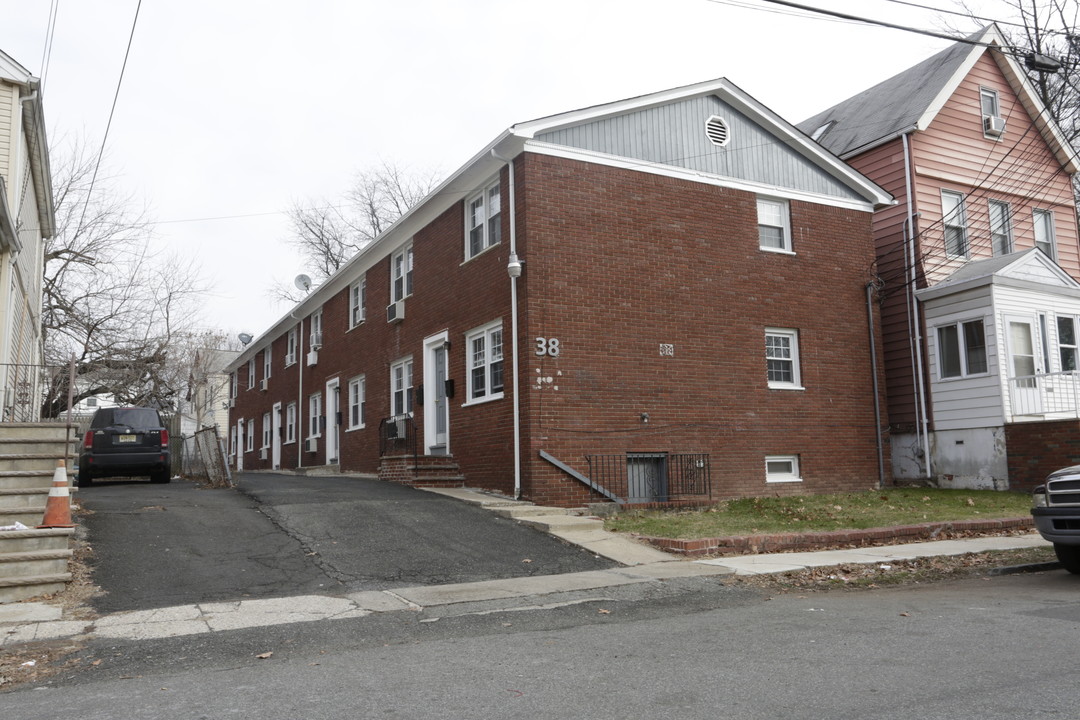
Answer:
[
  {"left": 276, "top": 160, "right": 441, "bottom": 300},
  {"left": 41, "top": 137, "right": 206, "bottom": 417}
]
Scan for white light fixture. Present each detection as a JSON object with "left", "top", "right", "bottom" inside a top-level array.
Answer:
[{"left": 507, "top": 252, "right": 523, "bottom": 278}]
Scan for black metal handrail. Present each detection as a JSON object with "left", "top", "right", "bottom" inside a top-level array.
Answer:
[
  {"left": 379, "top": 414, "right": 417, "bottom": 461},
  {"left": 585, "top": 452, "right": 711, "bottom": 504}
]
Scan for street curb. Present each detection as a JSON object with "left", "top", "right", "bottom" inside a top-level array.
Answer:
[{"left": 984, "top": 561, "right": 1061, "bottom": 576}]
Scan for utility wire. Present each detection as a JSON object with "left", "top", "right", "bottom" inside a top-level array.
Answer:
[{"left": 38, "top": 0, "right": 60, "bottom": 88}]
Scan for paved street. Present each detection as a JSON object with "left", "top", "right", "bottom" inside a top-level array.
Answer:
[{"left": 77, "top": 474, "right": 616, "bottom": 613}]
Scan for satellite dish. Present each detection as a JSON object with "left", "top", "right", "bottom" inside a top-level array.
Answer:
[
  {"left": 294, "top": 274, "right": 313, "bottom": 293},
  {"left": 238, "top": 333, "right": 253, "bottom": 346}
]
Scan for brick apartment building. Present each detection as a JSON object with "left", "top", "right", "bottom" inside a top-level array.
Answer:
[{"left": 224, "top": 77, "right": 893, "bottom": 507}]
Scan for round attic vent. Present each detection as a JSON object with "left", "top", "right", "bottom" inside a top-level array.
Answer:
[{"left": 705, "top": 115, "right": 729, "bottom": 146}]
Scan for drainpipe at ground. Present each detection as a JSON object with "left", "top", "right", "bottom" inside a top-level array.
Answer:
[{"left": 492, "top": 149, "right": 522, "bottom": 500}]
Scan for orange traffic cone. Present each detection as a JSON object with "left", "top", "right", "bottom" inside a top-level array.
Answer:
[{"left": 38, "top": 459, "right": 75, "bottom": 529}]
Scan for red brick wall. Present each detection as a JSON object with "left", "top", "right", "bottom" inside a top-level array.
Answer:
[{"left": 1005, "top": 419, "right": 1080, "bottom": 491}]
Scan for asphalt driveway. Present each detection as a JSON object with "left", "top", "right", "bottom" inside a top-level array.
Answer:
[{"left": 77, "top": 474, "right": 616, "bottom": 613}]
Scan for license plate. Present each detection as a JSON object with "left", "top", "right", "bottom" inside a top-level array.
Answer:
[{"left": 118, "top": 434, "right": 137, "bottom": 443}]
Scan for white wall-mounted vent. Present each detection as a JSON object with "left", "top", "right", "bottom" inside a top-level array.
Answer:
[
  {"left": 984, "top": 115, "right": 1006, "bottom": 137},
  {"left": 705, "top": 115, "right": 729, "bottom": 146}
]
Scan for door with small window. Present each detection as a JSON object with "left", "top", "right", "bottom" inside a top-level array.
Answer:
[{"left": 1006, "top": 315, "right": 1041, "bottom": 415}]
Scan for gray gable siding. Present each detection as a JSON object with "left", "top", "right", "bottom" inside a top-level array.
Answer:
[{"left": 536, "top": 94, "right": 863, "bottom": 202}]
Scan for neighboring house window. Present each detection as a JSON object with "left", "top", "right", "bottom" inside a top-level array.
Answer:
[
  {"left": 765, "top": 328, "right": 802, "bottom": 389},
  {"left": 391, "top": 358, "right": 413, "bottom": 416},
  {"left": 230, "top": 372, "right": 237, "bottom": 399},
  {"left": 247, "top": 359, "right": 255, "bottom": 389},
  {"left": 757, "top": 197, "right": 791, "bottom": 252},
  {"left": 467, "top": 322, "right": 505, "bottom": 402},
  {"left": 937, "top": 319, "right": 988, "bottom": 378},
  {"left": 285, "top": 328, "right": 298, "bottom": 366},
  {"left": 350, "top": 277, "right": 366, "bottom": 327},
  {"left": 262, "top": 413, "right": 271, "bottom": 448},
  {"left": 466, "top": 178, "right": 502, "bottom": 259},
  {"left": 285, "top": 402, "right": 297, "bottom": 444},
  {"left": 1034, "top": 209, "right": 1056, "bottom": 259},
  {"left": 1058, "top": 316, "right": 1077, "bottom": 372},
  {"left": 311, "top": 309, "right": 323, "bottom": 347},
  {"left": 988, "top": 200, "right": 1012, "bottom": 256},
  {"left": 391, "top": 246, "right": 413, "bottom": 303},
  {"left": 348, "top": 375, "right": 366, "bottom": 429},
  {"left": 309, "top": 393, "right": 322, "bottom": 438},
  {"left": 263, "top": 347, "right": 272, "bottom": 381},
  {"left": 246, "top": 420, "right": 255, "bottom": 452},
  {"left": 941, "top": 190, "right": 968, "bottom": 258},
  {"left": 980, "top": 87, "right": 1000, "bottom": 118},
  {"left": 766, "top": 455, "right": 802, "bottom": 483}
]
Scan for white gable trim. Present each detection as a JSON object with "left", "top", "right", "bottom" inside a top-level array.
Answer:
[{"left": 524, "top": 141, "right": 879, "bottom": 213}]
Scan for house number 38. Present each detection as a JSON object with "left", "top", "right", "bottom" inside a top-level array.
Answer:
[{"left": 535, "top": 337, "right": 561, "bottom": 357}]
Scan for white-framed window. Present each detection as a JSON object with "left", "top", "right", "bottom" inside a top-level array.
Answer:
[
  {"left": 247, "top": 359, "right": 255, "bottom": 389},
  {"left": 942, "top": 190, "right": 968, "bottom": 258},
  {"left": 1034, "top": 209, "right": 1056, "bottom": 259},
  {"left": 348, "top": 375, "right": 366, "bottom": 429},
  {"left": 309, "top": 393, "right": 322, "bottom": 438},
  {"left": 391, "top": 246, "right": 413, "bottom": 303},
  {"left": 757, "top": 196, "right": 791, "bottom": 252},
  {"left": 1058, "top": 316, "right": 1078, "bottom": 372},
  {"left": 310, "top": 309, "right": 323, "bottom": 348},
  {"left": 262, "top": 412, "right": 271, "bottom": 448},
  {"left": 466, "top": 321, "right": 505, "bottom": 403},
  {"left": 390, "top": 358, "right": 413, "bottom": 417},
  {"left": 350, "top": 277, "right": 366, "bottom": 328},
  {"left": 466, "top": 178, "right": 502, "bottom": 259},
  {"left": 246, "top": 420, "right": 255, "bottom": 452},
  {"left": 765, "top": 455, "right": 802, "bottom": 483},
  {"left": 285, "top": 402, "right": 297, "bottom": 444},
  {"left": 936, "top": 319, "right": 988, "bottom": 378},
  {"left": 229, "top": 426, "right": 237, "bottom": 456},
  {"left": 765, "top": 328, "right": 802, "bottom": 389},
  {"left": 263, "top": 347, "right": 272, "bottom": 381},
  {"left": 988, "top": 200, "right": 1012, "bottom": 256},
  {"left": 230, "top": 371, "right": 238, "bottom": 399},
  {"left": 285, "top": 328, "right": 298, "bottom": 366},
  {"left": 980, "top": 87, "right": 1000, "bottom": 116}
]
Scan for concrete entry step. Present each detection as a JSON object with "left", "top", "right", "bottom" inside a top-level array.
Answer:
[
  {"left": 0, "top": 549, "right": 73, "bottom": 579},
  {"left": 490, "top": 505, "right": 574, "bottom": 519},
  {"left": 0, "top": 572, "right": 72, "bottom": 603},
  {"left": 0, "top": 487, "right": 51, "bottom": 509},
  {"left": 514, "top": 514, "right": 605, "bottom": 532},
  {"left": 0, "top": 527, "right": 75, "bottom": 553},
  {"left": 0, "top": 506, "right": 48, "bottom": 527}
]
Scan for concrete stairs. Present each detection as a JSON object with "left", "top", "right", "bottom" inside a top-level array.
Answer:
[
  {"left": 0, "top": 423, "right": 79, "bottom": 602},
  {"left": 379, "top": 453, "right": 467, "bottom": 488}
]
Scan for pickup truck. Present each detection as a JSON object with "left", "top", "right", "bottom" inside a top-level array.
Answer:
[{"left": 1032, "top": 464, "right": 1080, "bottom": 574}]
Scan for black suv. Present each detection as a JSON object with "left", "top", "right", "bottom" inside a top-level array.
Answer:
[{"left": 78, "top": 407, "right": 171, "bottom": 486}]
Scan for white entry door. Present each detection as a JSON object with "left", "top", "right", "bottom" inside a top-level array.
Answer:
[
  {"left": 272, "top": 402, "right": 283, "bottom": 469},
  {"left": 1006, "top": 316, "right": 1042, "bottom": 415},
  {"left": 236, "top": 419, "right": 244, "bottom": 471},
  {"left": 424, "top": 333, "right": 450, "bottom": 455},
  {"left": 325, "top": 378, "right": 340, "bottom": 464}
]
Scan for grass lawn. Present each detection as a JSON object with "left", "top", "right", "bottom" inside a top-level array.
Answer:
[{"left": 602, "top": 488, "right": 1034, "bottom": 539}]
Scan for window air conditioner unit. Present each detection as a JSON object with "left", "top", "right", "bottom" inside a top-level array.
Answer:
[
  {"left": 260, "top": 378, "right": 268, "bottom": 391},
  {"left": 306, "top": 437, "right": 317, "bottom": 453},
  {"left": 260, "top": 448, "right": 268, "bottom": 460},
  {"left": 386, "top": 300, "right": 405, "bottom": 323},
  {"left": 228, "top": 398, "right": 235, "bottom": 408},
  {"left": 310, "top": 331, "right": 323, "bottom": 349},
  {"left": 307, "top": 349, "right": 319, "bottom": 367},
  {"left": 285, "top": 352, "right": 296, "bottom": 366},
  {"left": 983, "top": 115, "right": 1006, "bottom": 137}
]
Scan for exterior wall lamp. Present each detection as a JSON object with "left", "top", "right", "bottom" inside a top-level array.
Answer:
[{"left": 507, "top": 252, "right": 523, "bottom": 278}]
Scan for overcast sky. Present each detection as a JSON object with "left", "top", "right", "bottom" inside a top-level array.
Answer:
[{"left": 3, "top": 0, "right": 1014, "bottom": 340}]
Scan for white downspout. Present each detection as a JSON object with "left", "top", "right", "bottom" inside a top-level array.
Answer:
[
  {"left": 492, "top": 149, "right": 522, "bottom": 500},
  {"left": 902, "top": 132, "right": 931, "bottom": 478},
  {"left": 297, "top": 317, "right": 304, "bottom": 470}
]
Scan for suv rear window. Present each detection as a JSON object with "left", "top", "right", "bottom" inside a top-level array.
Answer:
[{"left": 91, "top": 408, "right": 163, "bottom": 429}]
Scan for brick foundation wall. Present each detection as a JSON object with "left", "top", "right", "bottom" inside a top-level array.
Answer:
[{"left": 1005, "top": 419, "right": 1080, "bottom": 491}]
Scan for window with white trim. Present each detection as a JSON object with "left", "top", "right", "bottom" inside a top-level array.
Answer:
[
  {"left": 309, "top": 393, "right": 322, "bottom": 438},
  {"left": 247, "top": 359, "right": 255, "bottom": 389},
  {"left": 936, "top": 319, "right": 988, "bottom": 378},
  {"left": 310, "top": 309, "right": 323, "bottom": 348},
  {"left": 765, "top": 455, "right": 802, "bottom": 483},
  {"left": 390, "top": 358, "right": 413, "bottom": 416},
  {"left": 230, "top": 372, "right": 237, "bottom": 399},
  {"left": 350, "top": 277, "right": 366, "bottom": 328},
  {"left": 262, "top": 413, "right": 271, "bottom": 448},
  {"left": 285, "top": 402, "right": 297, "bottom": 444},
  {"left": 942, "top": 190, "right": 968, "bottom": 258},
  {"left": 348, "top": 375, "right": 366, "bottom": 429},
  {"left": 988, "top": 200, "right": 1012, "bottom": 256},
  {"left": 466, "top": 179, "right": 501, "bottom": 259},
  {"left": 765, "top": 328, "right": 802, "bottom": 389},
  {"left": 246, "top": 420, "right": 255, "bottom": 452},
  {"left": 980, "top": 87, "right": 1000, "bottom": 118},
  {"left": 263, "top": 347, "right": 272, "bottom": 381},
  {"left": 757, "top": 197, "right": 791, "bottom": 252},
  {"left": 1034, "top": 209, "right": 1056, "bottom": 259},
  {"left": 1058, "top": 316, "right": 1077, "bottom": 372},
  {"left": 391, "top": 246, "right": 413, "bottom": 303},
  {"left": 466, "top": 322, "right": 505, "bottom": 402},
  {"left": 285, "top": 328, "right": 298, "bottom": 366}
]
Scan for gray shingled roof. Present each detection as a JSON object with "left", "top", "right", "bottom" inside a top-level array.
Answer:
[{"left": 797, "top": 35, "right": 979, "bottom": 158}]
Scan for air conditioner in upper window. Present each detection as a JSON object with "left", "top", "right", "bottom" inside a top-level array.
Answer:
[
  {"left": 983, "top": 115, "right": 1006, "bottom": 137},
  {"left": 387, "top": 300, "right": 405, "bottom": 323},
  {"left": 228, "top": 398, "right": 235, "bottom": 408},
  {"left": 307, "top": 349, "right": 319, "bottom": 366},
  {"left": 259, "top": 378, "right": 268, "bottom": 391},
  {"left": 310, "top": 331, "right": 323, "bottom": 349}
]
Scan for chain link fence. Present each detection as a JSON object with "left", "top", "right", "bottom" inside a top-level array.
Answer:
[{"left": 181, "top": 426, "right": 232, "bottom": 488}]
